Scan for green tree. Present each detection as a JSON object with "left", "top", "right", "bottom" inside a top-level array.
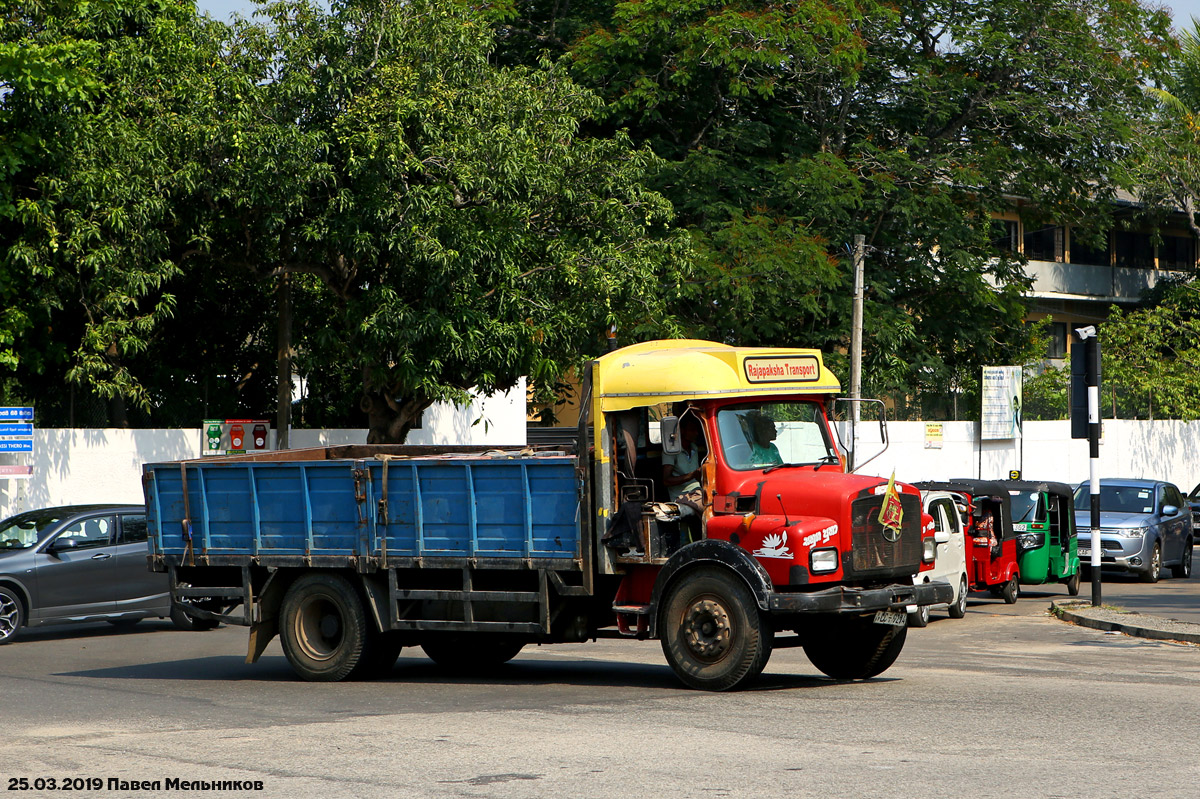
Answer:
[
  {"left": 3, "top": 0, "right": 687, "bottom": 438},
  {"left": 495, "top": 0, "right": 1173, "bottom": 402}
]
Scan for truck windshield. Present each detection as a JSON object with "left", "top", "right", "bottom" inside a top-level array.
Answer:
[
  {"left": 0, "top": 509, "right": 65, "bottom": 550},
  {"left": 716, "top": 401, "right": 837, "bottom": 471}
]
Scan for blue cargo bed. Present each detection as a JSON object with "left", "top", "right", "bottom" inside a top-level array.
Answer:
[{"left": 144, "top": 448, "right": 582, "bottom": 568}]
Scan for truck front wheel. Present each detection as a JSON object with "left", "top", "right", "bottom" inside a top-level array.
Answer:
[
  {"left": 803, "top": 617, "right": 907, "bottom": 680},
  {"left": 659, "top": 566, "right": 772, "bottom": 691},
  {"left": 280, "top": 573, "right": 373, "bottom": 682}
]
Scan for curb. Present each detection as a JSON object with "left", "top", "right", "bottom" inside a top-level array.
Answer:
[{"left": 1051, "top": 600, "right": 1200, "bottom": 645}]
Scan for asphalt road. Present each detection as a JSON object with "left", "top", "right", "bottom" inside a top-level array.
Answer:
[{"left": 5, "top": 568, "right": 1198, "bottom": 799}]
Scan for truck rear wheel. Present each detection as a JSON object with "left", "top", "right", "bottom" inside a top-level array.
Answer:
[
  {"left": 420, "top": 636, "right": 525, "bottom": 670},
  {"left": 280, "top": 573, "right": 373, "bottom": 682},
  {"left": 803, "top": 617, "right": 907, "bottom": 680},
  {"left": 658, "top": 566, "right": 772, "bottom": 691}
]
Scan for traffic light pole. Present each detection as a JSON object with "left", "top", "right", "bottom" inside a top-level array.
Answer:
[{"left": 1074, "top": 325, "right": 1102, "bottom": 607}]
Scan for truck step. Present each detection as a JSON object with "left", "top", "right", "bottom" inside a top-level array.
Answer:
[{"left": 612, "top": 604, "right": 650, "bottom": 616}]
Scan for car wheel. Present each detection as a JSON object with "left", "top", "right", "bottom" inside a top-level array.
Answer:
[
  {"left": 1170, "top": 541, "right": 1192, "bottom": 579},
  {"left": 1139, "top": 543, "right": 1162, "bottom": 583},
  {"left": 0, "top": 586, "right": 23, "bottom": 645},
  {"left": 907, "top": 605, "right": 930, "bottom": 628},
  {"left": 947, "top": 576, "right": 968, "bottom": 619},
  {"left": 1002, "top": 574, "right": 1019, "bottom": 604}
]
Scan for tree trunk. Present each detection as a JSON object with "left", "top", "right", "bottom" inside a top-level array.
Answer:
[{"left": 360, "top": 380, "right": 432, "bottom": 444}]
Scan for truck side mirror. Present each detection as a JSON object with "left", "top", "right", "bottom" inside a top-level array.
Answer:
[{"left": 661, "top": 416, "right": 681, "bottom": 454}]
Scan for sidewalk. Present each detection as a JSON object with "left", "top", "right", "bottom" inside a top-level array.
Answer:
[{"left": 1052, "top": 600, "right": 1200, "bottom": 645}]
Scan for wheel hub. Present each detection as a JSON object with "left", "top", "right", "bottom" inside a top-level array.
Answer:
[
  {"left": 295, "top": 597, "right": 343, "bottom": 661},
  {"left": 682, "top": 598, "right": 732, "bottom": 660}
]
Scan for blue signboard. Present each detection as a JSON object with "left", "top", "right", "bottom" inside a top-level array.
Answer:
[
  {"left": 0, "top": 440, "right": 33, "bottom": 452},
  {"left": 0, "top": 423, "right": 33, "bottom": 436},
  {"left": 0, "top": 407, "right": 33, "bottom": 420}
]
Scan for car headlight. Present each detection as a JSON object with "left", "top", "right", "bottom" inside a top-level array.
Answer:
[
  {"left": 922, "top": 537, "right": 936, "bottom": 563},
  {"left": 1121, "top": 527, "right": 1149, "bottom": 539},
  {"left": 810, "top": 548, "right": 839, "bottom": 573}
]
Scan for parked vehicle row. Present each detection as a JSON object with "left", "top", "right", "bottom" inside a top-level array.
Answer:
[
  {"left": 0, "top": 504, "right": 216, "bottom": 644},
  {"left": 906, "top": 475, "right": 1194, "bottom": 625}
]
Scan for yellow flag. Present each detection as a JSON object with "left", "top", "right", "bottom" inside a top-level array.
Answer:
[{"left": 878, "top": 471, "right": 904, "bottom": 532}]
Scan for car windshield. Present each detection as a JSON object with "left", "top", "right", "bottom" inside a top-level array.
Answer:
[
  {"left": 716, "top": 400, "right": 837, "bottom": 471},
  {"left": 0, "top": 510, "right": 66, "bottom": 550},
  {"left": 1009, "top": 491, "right": 1045, "bottom": 523},
  {"left": 1074, "top": 485, "right": 1156, "bottom": 515}
]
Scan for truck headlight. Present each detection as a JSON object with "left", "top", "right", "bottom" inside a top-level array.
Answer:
[
  {"left": 922, "top": 537, "right": 936, "bottom": 563},
  {"left": 810, "top": 548, "right": 839, "bottom": 573}
]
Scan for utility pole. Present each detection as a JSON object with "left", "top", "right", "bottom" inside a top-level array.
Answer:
[{"left": 849, "top": 235, "right": 865, "bottom": 471}]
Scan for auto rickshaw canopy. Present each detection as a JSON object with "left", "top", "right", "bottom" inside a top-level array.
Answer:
[{"left": 914, "top": 479, "right": 1017, "bottom": 541}]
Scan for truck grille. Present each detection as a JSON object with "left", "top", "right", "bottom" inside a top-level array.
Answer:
[{"left": 847, "top": 493, "right": 922, "bottom": 578}]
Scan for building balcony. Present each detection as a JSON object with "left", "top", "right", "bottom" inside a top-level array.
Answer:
[{"left": 1023, "top": 259, "right": 1185, "bottom": 303}]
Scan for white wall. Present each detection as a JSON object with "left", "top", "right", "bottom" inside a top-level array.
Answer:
[
  {"left": 0, "top": 382, "right": 526, "bottom": 518},
  {"left": 846, "top": 419, "right": 1200, "bottom": 492}
]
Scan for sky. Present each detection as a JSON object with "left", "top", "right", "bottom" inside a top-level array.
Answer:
[{"left": 193, "top": 1, "right": 1200, "bottom": 30}]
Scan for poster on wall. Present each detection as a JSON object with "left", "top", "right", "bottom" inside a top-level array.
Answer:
[
  {"left": 981, "top": 366, "right": 1023, "bottom": 440},
  {"left": 924, "top": 422, "right": 944, "bottom": 449},
  {"left": 202, "top": 419, "right": 272, "bottom": 456}
]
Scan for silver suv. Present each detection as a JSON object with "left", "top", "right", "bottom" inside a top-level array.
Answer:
[{"left": 1073, "top": 479, "right": 1194, "bottom": 583}]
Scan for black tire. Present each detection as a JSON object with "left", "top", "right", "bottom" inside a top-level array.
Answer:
[
  {"left": 1170, "top": 541, "right": 1193, "bottom": 579},
  {"left": 279, "top": 573, "right": 374, "bottom": 682},
  {"left": 1066, "top": 570, "right": 1081, "bottom": 597},
  {"left": 1139, "top": 543, "right": 1162, "bottom": 583},
  {"left": 907, "top": 605, "right": 930, "bottom": 628},
  {"left": 1001, "top": 574, "right": 1019, "bottom": 604},
  {"left": 659, "top": 566, "right": 772, "bottom": 691},
  {"left": 0, "top": 586, "right": 24, "bottom": 645},
  {"left": 353, "top": 632, "right": 406, "bottom": 679},
  {"left": 803, "top": 616, "right": 907, "bottom": 680},
  {"left": 170, "top": 603, "right": 220, "bottom": 631},
  {"left": 947, "top": 576, "right": 968, "bottom": 619},
  {"left": 420, "top": 635, "right": 525, "bottom": 671}
]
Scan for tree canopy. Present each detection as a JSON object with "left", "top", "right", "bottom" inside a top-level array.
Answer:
[{"left": 1, "top": 0, "right": 1193, "bottom": 433}]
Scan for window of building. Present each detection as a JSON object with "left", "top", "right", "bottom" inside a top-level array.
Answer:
[
  {"left": 1046, "top": 322, "right": 1067, "bottom": 359},
  {"left": 1159, "top": 234, "right": 1195, "bottom": 271},
  {"left": 1069, "top": 229, "right": 1109, "bottom": 265},
  {"left": 991, "top": 220, "right": 1018, "bottom": 252},
  {"left": 1114, "top": 230, "right": 1154, "bottom": 268},
  {"left": 1023, "top": 225, "right": 1062, "bottom": 261}
]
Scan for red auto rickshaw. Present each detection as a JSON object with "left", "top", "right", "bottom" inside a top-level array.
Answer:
[{"left": 915, "top": 480, "right": 1021, "bottom": 603}]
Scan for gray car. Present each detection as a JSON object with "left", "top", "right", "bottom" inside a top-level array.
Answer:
[
  {"left": 0, "top": 504, "right": 213, "bottom": 644},
  {"left": 1073, "top": 479, "right": 1194, "bottom": 583}
]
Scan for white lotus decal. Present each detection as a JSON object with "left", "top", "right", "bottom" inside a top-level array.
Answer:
[{"left": 753, "top": 532, "right": 793, "bottom": 559}]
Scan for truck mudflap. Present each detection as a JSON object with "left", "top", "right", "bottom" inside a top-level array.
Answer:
[{"left": 768, "top": 581, "right": 954, "bottom": 614}]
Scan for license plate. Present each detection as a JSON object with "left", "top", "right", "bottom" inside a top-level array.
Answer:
[
  {"left": 1078, "top": 548, "right": 1091, "bottom": 557},
  {"left": 873, "top": 610, "right": 907, "bottom": 627}
]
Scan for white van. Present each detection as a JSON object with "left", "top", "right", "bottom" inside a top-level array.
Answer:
[{"left": 907, "top": 490, "right": 970, "bottom": 626}]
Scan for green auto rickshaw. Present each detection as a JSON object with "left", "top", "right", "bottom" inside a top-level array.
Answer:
[{"left": 1004, "top": 480, "right": 1081, "bottom": 596}]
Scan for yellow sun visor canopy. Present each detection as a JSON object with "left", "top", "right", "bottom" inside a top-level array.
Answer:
[{"left": 593, "top": 339, "right": 841, "bottom": 413}]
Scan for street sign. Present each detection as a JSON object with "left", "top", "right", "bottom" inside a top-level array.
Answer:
[
  {"left": 0, "top": 465, "right": 32, "bottom": 479},
  {"left": 0, "top": 423, "right": 33, "bottom": 436},
  {"left": 0, "top": 440, "right": 33, "bottom": 452},
  {"left": 0, "top": 407, "right": 33, "bottom": 420}
]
